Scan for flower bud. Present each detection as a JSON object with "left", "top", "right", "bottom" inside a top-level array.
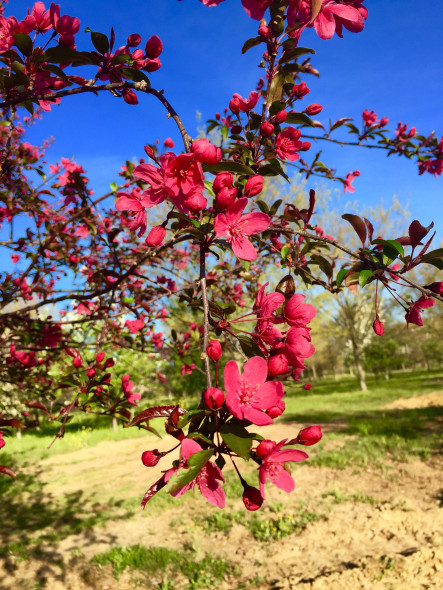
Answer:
[
  {"left": 303, "top": 383, "right": 312, "bottom": 390},
  {"left": 244, "top": 175, "right": 264, "bottom": 198},
  {"left": 184, "top": 192, "right": 207, "bottom": 212},
  {"left": 204, "top": 387, "right": 225, "bottom": 410},
  {"left": 206, "top": 340, "right": 222, "bottom": 362},
  {"left": 229, "top": 96, "right": 241, "bottom": 114},
  {"left": 96, "top": 351, "right": 105, "bottom": 362},
  {"left": 373, "top": 317, "right": 384, "bottom": 336},
  {"left": 104, "top": 358, "right": 114, "bottom": 368},
  {"left": 213, "top": 172, "right": 233, "bottom": 194},
  {"left": 242, "top": 483, "right": 263, "bottom": 511},
  {"left": 230, "top": 125, "right": 242, "bottom": 135},
  {"left": 295, "top": 425, "right": 322, "bottom": 446},
  {"left": 303, "top": 103, "right": 323, "bottom": 116},
  {"left": 145, "top": 226, "right": 166, "bottom": 247},
  {"left": 256, "top": 439, "right": 277, "bottom": 458},
  {"left": 267, "top": 399, "right": 285, "bottom": 419},
  {"left": 141, "top": 449, "right": 163, "bottom": 467},
  {"left": 260, "top": 121, "right": 274, "bottom": 137},
  {"left": 191, "top": 138, "right": 221, "bottom": 165},
  {"left": 258, "top": 24, "right": 271, "bottom": 38},
  {"left": 122, "top": 89, "right": 138, "bottom": 105},
  {"left": 126, "top": 33, "right": 141, "bottom": 47},
  {"left": 73, "top": 356, "right": 82, "bottom": 368},
  {"left": 215, "top": 186, "right": 237, "bottom": 210},
  {"left": 164, "top": 137, "right": 175, "bottom": 148},
  {"left": 144, "top": 145, "right": 156, "bottom": 159},
  {"left": 268, "top": 353, "right": 288, "bottom": 377},
  {"left": 144, "top": 58, "right": 161, "bottom": 72},
  {"left": 274, "top": 110, "right": 287, "bottom": 123},
  {"left": 145, "top": 35, "right": 163, "bottom": 58}
]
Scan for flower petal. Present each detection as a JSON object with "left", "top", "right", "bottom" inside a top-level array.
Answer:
[{"left": 242, "top": 356, "right": 268, "bottom": 387}]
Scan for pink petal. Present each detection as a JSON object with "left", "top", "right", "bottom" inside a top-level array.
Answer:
[
  {"left": 269, "top": 465, "right": 295, "bottom": 493},
  {"left": 241, "top": 0, "right": 267, "bottom": 21},
  {"left": 199, "top": 477, "right": 226, "bottom": 508},
  {"left": 231, "top": 235, "right": 257, "bottom": 261},
  {"left": 134, "top": 163, "right": 162, "bottom": 185},
  {"left": 115, "top": 194, "right": 143, "bottom": 212},
  {"left": 314, "top": 9, "right": 336, "bottom": 40},
  {"left": 225, "top": 197, "right": 248, "bottom": 220},
  {"left": 180, "top": 438, "right": 202, "bottom": 461},
  {"left": 255, "top": 381, "right": 284, "bottom": 408},
  {"left": 243, "top": 405, "right": 273, "bottom": 426},
  {"left": 269, "top": 449, "right": 308, "bottom": 464},
  {"left": 242, "top": 356, "right": 268, "bottom": 387},
  {"left": 214, "top": 212, "right": 229, "bottom": 237},
  {"left": 239, "top": 211, "right": 271, "bottom": 235}
]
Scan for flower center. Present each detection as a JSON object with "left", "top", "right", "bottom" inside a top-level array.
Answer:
[{"left": 238, "top": 381, "right": 258, "bottom": 405}]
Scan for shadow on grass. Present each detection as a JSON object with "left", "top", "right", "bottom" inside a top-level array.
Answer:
[{"left": 0, "top": 460, "right": 129, "bottom": 590}]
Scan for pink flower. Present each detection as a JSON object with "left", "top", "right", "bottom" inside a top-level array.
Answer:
[
  {"left": 275, "top": 127, "right": 303, "bottom": 161},
  {"left": 191, "top": 138, "right": 222, "bottom": 165},
  {"left": 199, "top": 0, "right": 226, "bottom": 6},
  {"left": 284, "top": 294, "right": 316, "bottom": 327},
  {"left": 124, "top": 318, "right": 144, "bottom": 334},
  {"left": 405, "top": 296, "right": 435, "bottom": 327},
  {"left": 362, "top": 109, "right": 378, "bottom": 127},
  {"left": 343, "top": 170, "right": 360, "bottom": 193},
  {"left": 224, "top": 356, "right": 284, "bottom": 426},
  {"left": 164, "top": 137, "right": 175, "bottom": 148},
  {"left": 284, "top": 326, "right": 315, "bottom": 369},
  {"left": 164, "top": 438, "right": 225, "bottom": 508},
  {"left": 214, "top": 198, "right": 270, "bottom": 261},
  {"left": 122, "top": 374, "right": 141, "bottom": 405},
  {"left": 240, "top": 0, "right": 274, "bottom": 20},
  {"left": 213, "top": 172, "right": 233, "bottom": 193},
  {"left": 0, "top": 431, "right": 5, "bottom": 450},
  {"left": 162, "top": 153, "right": 204, "bottom": 199},
  {"left": 229, "top": 91, "right": 260, "bottom": 114},
  {"left": 180, "top": 363, "right": 196, "bottom": 377},
  {"left": 257, "top": 439, "right": 308, "bottom": 498},
  {"left": 0, "top": 16, "right": 15, "bottom": 53},
  {"left": 268, "top": 354, "right": 289, "bottom": 377},
  {"left": 115, "top": 190, "right": 147, "bottom": 237},
  {"left": 133, "top": 162, "right": 170, "bottom": 208},
  {"left": 304, "top": 103, "right": 323, "bottom": 116}
]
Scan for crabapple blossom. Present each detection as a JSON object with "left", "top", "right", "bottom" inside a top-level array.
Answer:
[{"left": 257, "top": 439, "right": 308, "bottom": 498}]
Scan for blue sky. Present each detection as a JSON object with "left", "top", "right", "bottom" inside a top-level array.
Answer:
[{"left": 6, "top": 0, "right": 443, "bottom": 237}]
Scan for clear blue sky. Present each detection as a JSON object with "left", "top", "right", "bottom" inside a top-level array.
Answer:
[{"left": 7, "top": 0, "right": 443, "bottom": 237}]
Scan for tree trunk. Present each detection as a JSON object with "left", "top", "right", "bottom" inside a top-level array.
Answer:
[
  {"left": 16, "top": 429, "right": 22, "bottom": 440},
  {"left": 111, "top": 416, "right": 118, "bottom": 432},
  {"left": 355, "top": 358, "right": 368, "bottom": 391},
  {"left": 349, "top": 366, "right": 354, "bottom": 377},
  {"left": 311, "top": 362, "right": 318, "bottom": 381}
]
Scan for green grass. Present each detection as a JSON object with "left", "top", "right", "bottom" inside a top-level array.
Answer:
[{"left": 91, "top": 544, "right": 238, "bottom": 588}]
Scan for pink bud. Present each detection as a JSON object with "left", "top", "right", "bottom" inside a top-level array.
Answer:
[
  {"left": 303, "top": 383, "right": 312, "bottom": 390},
  {"left": 373, "top": 318, "right": 384, "bottom": 336},
  {"left": 104, "top": 358, "right": 114, "bottom": 368},
  {"left": 258, "top": 24, "right": 271, "bottom": 38},
  {"left": 303, "top": 103, "right": 323, "bottom": 116},
  {"left": 144, "top": 58, "right": 161, "bottom": 72},
  {"left": 141, "top": 449, "right": 163, "bottom": 467},
  {"left": 230, "top": 125, "right": 242, "bottom": 135},
  {"left": 301, "top": 141, "right": 311, "bottom": 151},
  {"left": 191, "top": 138, "right": 222, "bottom": 165},
  {"left": 242, "top": 483, "right": 263, "bottom": 511},
  {"left": 206, "top": 340, "right": 222, "bottom": 362},
  {"left": 145, "top": 226, "right": 166, "bottom": 247},
  {"left": 96, "top": 351, "right": 105, "bottom": 362},
  {"left": 215, "top": 186, "right": 237, "bottom": 210},
  {"left": 424, "top": 281, "right": 443, "bottom": 295},
  {"left": 144, "top": 145, "right": 156, "bottom": 159},
  {"left": 260, "top": 121, "right": 274, "bottom": 137},
  {"left": 295, "top": 425, "right": 322, "bottom": 446},
  {"left": 184, "top": 192, "right": 207, "bottom": 212},
  {"left": 274, "top": 110, "right": 287, "bottom": 123},
  {"left": 73, "top": 356, "right": 82, "bottom": 368},
  {"left": 122, "top": 89, "right": 138, "bottom": 105},
  {"left": 268, "top": 354, "right": 288, "bottom": 377},
  {"left": 164, "top": 137, "right": 175, "bottom": 148},
  {"left": 267, "top": 399, "right": 285, "bottom": 419},
  {"left": 229, "top": 96, "right": 241, "bottom": 114},
  {"left": 87, "top": 368, "right": 95, "bottom": 379},
  {"left": 126, "top": 33, "right": 141, "bottom": 47},
  {"left": 145, "top": 35, "right": 163, "bottom": 58},
  {"left": 244, "top": 174, "right": 264, "bottom": 198},
  {"left": 256, "top": 440, "right": 277, "bottom": 458},
  {"left": 213, "top": 172, "right": 233, "bottom": 194},
  {"left": 204, "top": 387, "right": 225, "bottom": 410}
]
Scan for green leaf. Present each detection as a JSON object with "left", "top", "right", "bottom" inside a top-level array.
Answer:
[
  {"left": 281, "top": 245, "right": 290, "bottom": 261},
  {"left": 220, "top": 423, "right": 255, "bottom": 461},
  {"left": 41, "top": 64, "right": 70, "bottom": 83},
  {"left": 310, "top": 254, "right": 333, "bottom": 278},
  {"left": 237, "top": 335, "right": 264, "bottom": 359},
  {"left": 371, "top": 239, "right": 404, "bottom": 258},
  {"left": 336, "top": 268, "right": 348, "bottom": 288},
  {"left": 187, "top": 432, "right": 212, "bottom": 445},
  {"left": 280, "top": 46, "right": 315, "bottom": 64},
  {"left": 266, "top": 71, "right": 285, "bottom": 107},
  {"left": 358, "top": 269, "right": 373, "bottom": 287},
  {"left": 163, "top": 449, "right": 213, "bottom": 494},
  {"left": 285, "top": 112, "right": 314, "bottom": 127},
  {"left": 120, "top": 67, "right": 150, "bottom": 84},
  {"left": 13, "top": 33, "right": 33, "bottom": 57},
  {"left": 90, "top": 31, "right": 109, "bottom": 54},
  {"left": 421, "top": 248, "right": 443, "bottom": 269},
  {"left": 203, "top": 162, "right": 256, "bottom": 176},
  {"left": 109, "top": 182, "right": 118, "bottom": 192},
  {"left": 269, "top": 100, "right": 286, "bottom": 116},
  {"left": 241, "top": 36, "right": 263, "bottom": 54},
  {"left": 176, "top": 410, "right": 206, "bottom": 429}
]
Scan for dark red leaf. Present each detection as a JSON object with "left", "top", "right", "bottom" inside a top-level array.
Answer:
[
  {"left": 0, "top": 418, "right": 24, "bottom": 429},
  {"left": 409, "top": 220, "right": 434, "bottom": 249},
  {"left": 276, "top": 275, "right": 296, "bottom": 299},
  {"left": 363, "top": 218, "right": 374, "bottom": 244},
  {"left": 308, "top": 189, "right": 315, "bottom": 223},
  {"left": 412, "top": 231, "right": 436, "bottom": 267},
  {"left": 23, "top": 400, "right": 49, "bottom": 415},
  {"left": 395, "top": 236, "right": 412, "bottom": 246},
  {"left": 128, "top": 405, "right": 186, "bottom": 428},
  {"left": 116, "top": 408, "right": 131, "bottom": 420},
  {"left": 342, "top": 214, "right": 367, "bottom": 247},
  {"left": 141, "top": 475, "right": 166, "bottom": 509},
  {"left": 0, "top": 465, "right": 17, "bottom": 479}
]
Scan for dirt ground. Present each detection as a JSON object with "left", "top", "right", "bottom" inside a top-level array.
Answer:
[{"left": 1, "top": 394, "right": 442, "bottom": 590}]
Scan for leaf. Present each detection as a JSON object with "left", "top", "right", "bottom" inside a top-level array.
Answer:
[
  {"left": 44, "top": 46, "right": 81, "bottom": 64},
  {"left": 187, "top": 431, "right": 212, "bottom": 445},
  {"left": 409, "top": 220, "right": 433, "bottom": 248},
  {"left": 285, "top": 112, "right": 314, "bottom": 127},
  {"left": 176, "top": 409, "right": 206, "bottom": 429},
  {"left": 330, "top": 117, "right": 353, "bottom": 133},
  {"left": 342, "top": 214, "right": 367, "bottom": 247},
  {"left": 363, "top": 218, "right": 374, "bottom": 244},
  {"left": 13, "top": 33, "right": 33, "bottom": 57},
  {"left": 266, "top": 71, "right": 286, "bottom": 107},
  {"left": 23, "top": 400, "right": 49, "bottom": 415},
  {"left": 120, "top": 67, "right": 150, "bottom": 84},
  {"left": 41, "top": 64, "right": 70, "bottom": 83},
  {"left": 0, "top": 465, "right": 17, "bottom": 479},
  {"left": 163, "top": 449, "right": 213, "bottom": 494},
  {"left": 128, "top": 405, "right": 186, "bottom": 427},
  {"left": 241, "top": 36, "right": 263, "bottom": 54},
  {"left": 0, "top": 418, "right": 24, "bottom": 429},
  {"left": 141, "top": 475, "right": 167, "bottom": 509},
  {"left": 309, "top": 254, "right": 333, "bottom": 278},
  {"left": 371, "top": 239, "right": 404, "bottom": 258},
  {"left": 237, "top": 335, "right": 265, "bottom": 358},
  {"left": 275, "top": 274, "right": 295, "bottom": 299},
  {"left": 203, "top": 162, "right": 256, "bottom": 176},
  {"left": 420, "top": 247, "right": 443, "bottom": 270},
  {"left": 90, "top": 31, "right": 109, "bottom": 54},
  {"left": 220, "top": 423, "right": 255, "bottom": 461},
  {"left": 336, "top": 268, "right": 348, "bottom": 288},
  {"left": 358, "top": 269, "right": 374, "bottom": 287},
  {"left": 280, "top": 46, "right": 315, "bottom": 64}
]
